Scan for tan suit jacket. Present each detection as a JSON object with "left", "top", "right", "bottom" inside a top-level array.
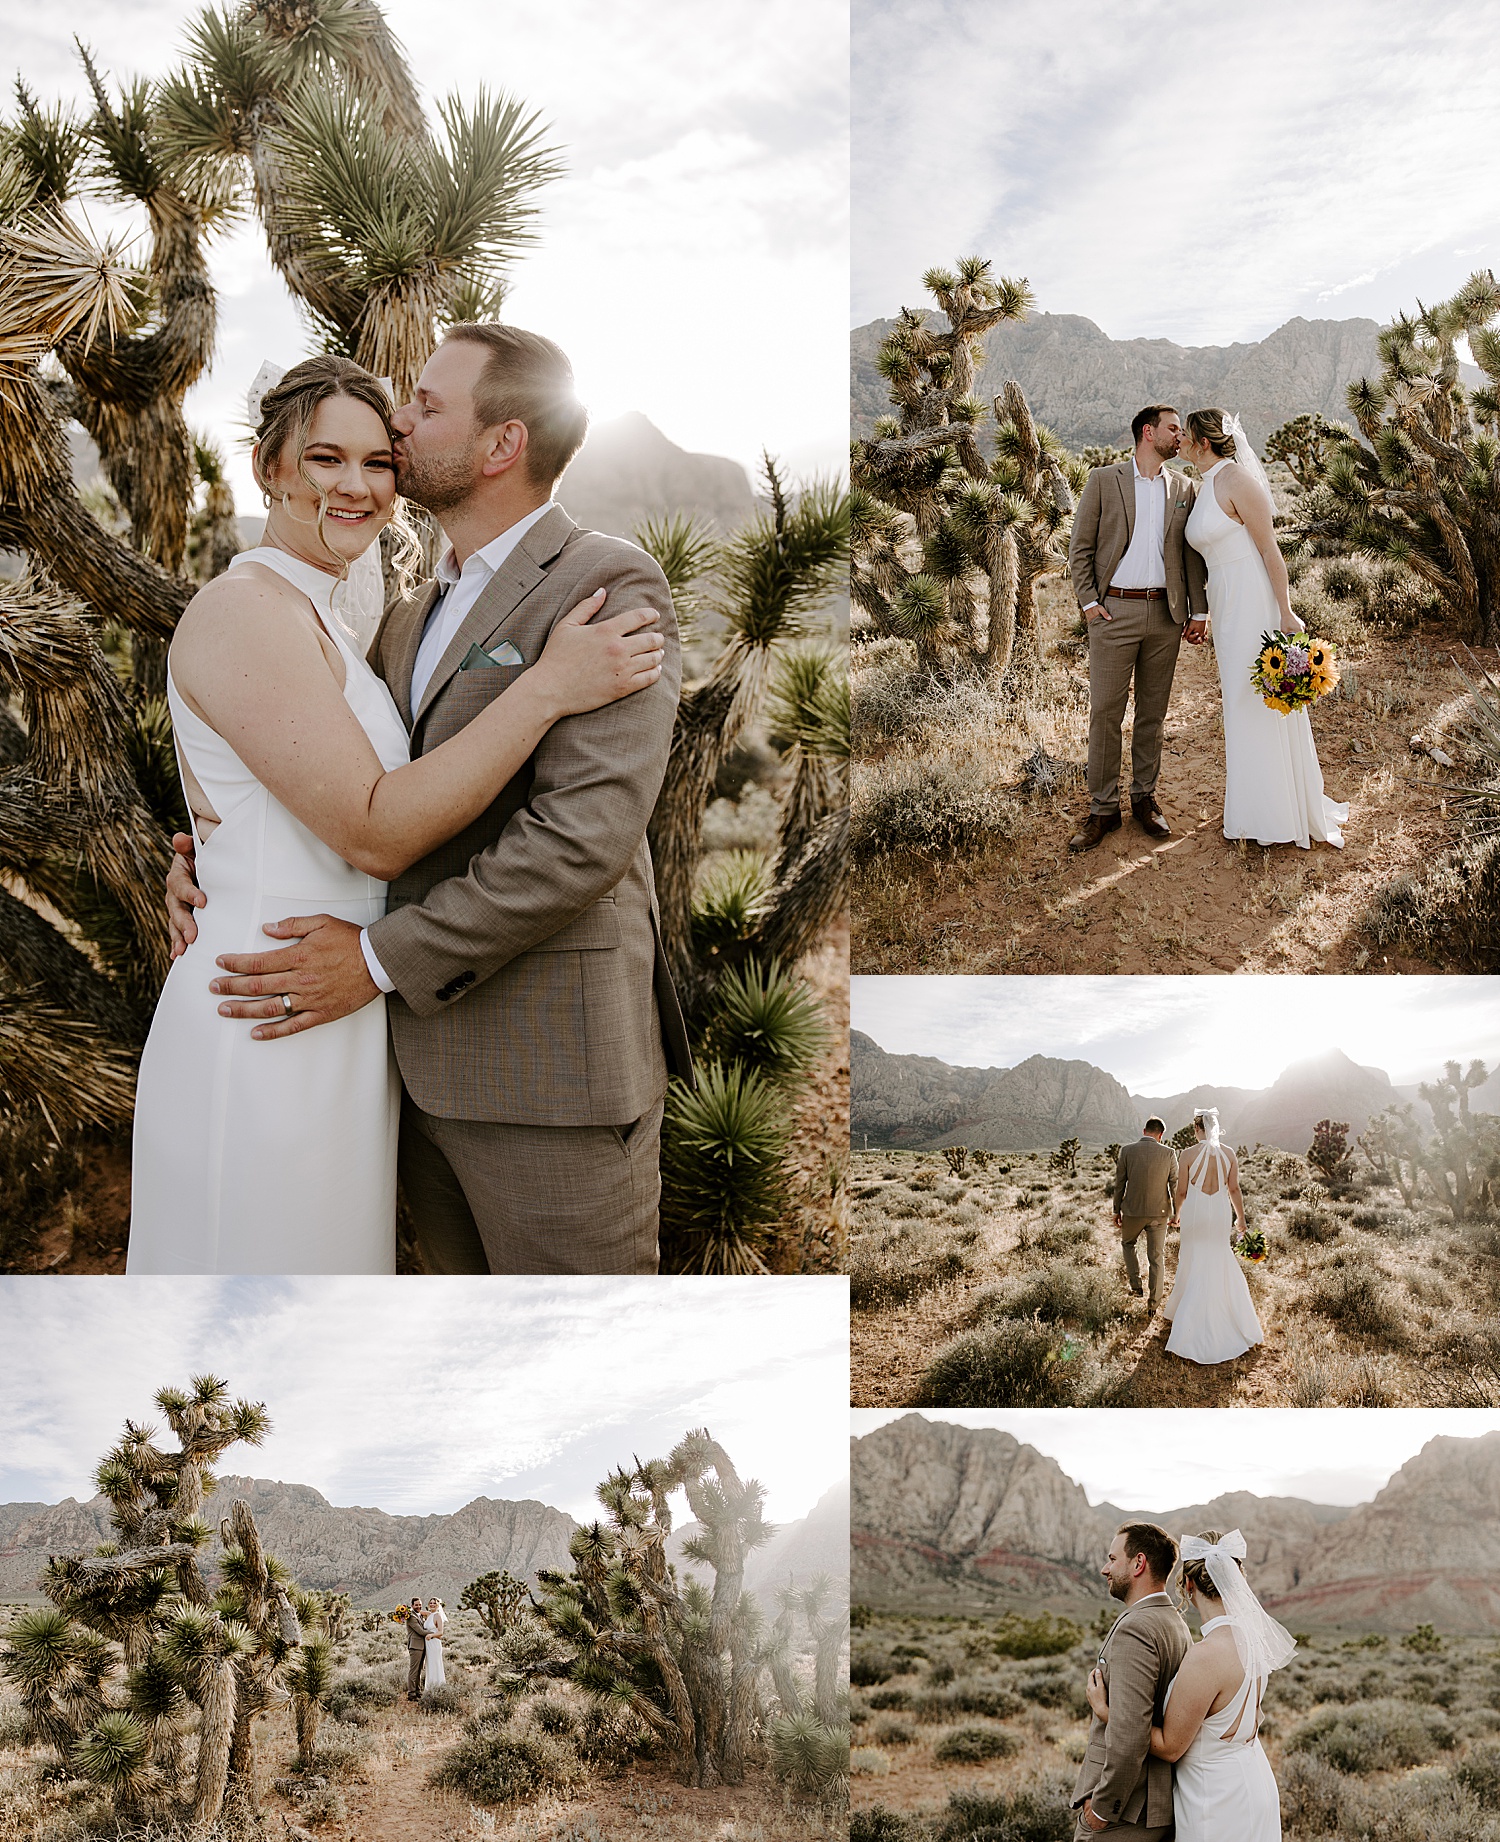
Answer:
[
  {"left": 405, "top": 1611, "right": 428, "bottom": 1653},
  {"left": 1113, "top": 1137, "right": 1178, "bottom": 1221},
  {"left": 365, "top": 503, "right": 692, "bottom": 1127},
  {"left": 1069, "top": 461, "right": 1208, "bottom": 626},
  {"left": 1073, "top": 1594, "right": 1190, "bottom": 1830}
]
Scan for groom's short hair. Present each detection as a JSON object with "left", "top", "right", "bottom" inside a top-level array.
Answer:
[
  {"left": 444, "top": 323, "right": 590, "bottom": 487},
  {"left": 1143, "top": 1117, "right": 1166, "bottom": 1136},
  {"left": 1131, "top": 404, "right": 1178, "bottom": 444},
  {"left": 1117, "top": 1522, "right": 1178, "bottom": 1584}
]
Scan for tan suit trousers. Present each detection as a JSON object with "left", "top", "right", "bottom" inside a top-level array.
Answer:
[
  {"left": 1086, "top": 594, "right": 1184, "bottom": 814},
  {"left": 399, "top": 1095, "right": 663, "bottom": 1275},
  {"left": 406, "top": 1646, "right": 425, "bottom": 1698},
  {"left": 1074, "top": 1820, "right": 1172, "bottom": 1842},
  {"left": 1120, "top": 1216, "right": 1168, "bottom": 1305}
]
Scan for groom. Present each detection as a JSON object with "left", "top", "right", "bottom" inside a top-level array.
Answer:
[
  {"left": 1113, "top": 1120, "right": 1178, "bottom": 1313},
  {"left": 1074, "top": 1524, "right": 1190, "bottom": 1839},
  {"left": 168, "top": 324, "right": 692, "bottom": 1274},
  {"left": 404, "top": 1602, "right": 428, "bottom": 1700},
  {"left": 1067, "top": 406, "right": 1209, "bottom": 853}
]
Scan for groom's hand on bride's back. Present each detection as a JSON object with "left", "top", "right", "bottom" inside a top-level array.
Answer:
[{"left": 166, "top": 834, "right": 206, "bottom": 957}]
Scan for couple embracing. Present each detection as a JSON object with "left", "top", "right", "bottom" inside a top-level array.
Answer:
[
  {"left": 129, "top": 323, "right": 692, "bottom": 1277},
  {"left": 1074, "top": 1522, "right": 1294, "bottom": 1841},
  {"left": 1068, "top": 405, "right": 1347, "bottom": 856}
]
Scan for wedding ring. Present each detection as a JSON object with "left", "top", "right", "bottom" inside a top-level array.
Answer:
[{"left": 280, "top": 994, "right": 294, "bottom": 1018}]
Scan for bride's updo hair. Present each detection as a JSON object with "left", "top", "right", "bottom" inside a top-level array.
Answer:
[
  {"left": 252, "top": 353, "right": 421, "bottom": 597},
  {"left": 1193, "top": 1111, "right": 1212, "bottom": 1136},
  {"left": 1186, "top": 409, "right": 1237, "bottom": 459},
  {"left": 1178, "top": 1529, "right": 1244, "bottom": 1608}
]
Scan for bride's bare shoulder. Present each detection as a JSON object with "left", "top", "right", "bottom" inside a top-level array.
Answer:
[{"left": 175, "top": 563, "right": 313, "bottom": 644}]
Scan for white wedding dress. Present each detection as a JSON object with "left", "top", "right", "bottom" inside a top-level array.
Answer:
[
  {"left": 1167, "top": 1615, "right": 1281, "bottom": 1840},
  {"left": 127, "top": 548, "right": 410, "bottom": 1273},
  {"left": 1186, "top": 459, "right": 1347, "bottom": 848},
  {"left": 423, "top": 1612, "right": 446, "bottom": 1688},
  {"left": 1162, "top": 1143, "right": 1264, "bottom": 1365}
]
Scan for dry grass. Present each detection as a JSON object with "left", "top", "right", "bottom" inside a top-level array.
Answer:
[
  {"left": 852, "top": 572, "right": 1494, "bottom": 975},
  {"left": 850, "top": 1611, "right": 1500, "bottom": 1841},
  {"left": 0, "top": 1609, "right": 839, "bottom": 1842},
  {"left": 849, "top": 1147, "right": 1500, "bottom": 1408}
]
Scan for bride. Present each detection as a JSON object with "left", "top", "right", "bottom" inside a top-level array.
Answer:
[
  {"left": 1087, "top": 1529, "right": 1293, "bottom": 1841},
  {"left": 423, "top": 1598, "right": 446, "bottom": 1690},
  {"left": 1180, "top": 409, "right": 1347, "bottom": 850},
  {"left": 1161, "top": 1109, "right": 1264, "bottom": 1366},
  {"left": 127, "top": 356, "right": 664, "bottom": 1273}
]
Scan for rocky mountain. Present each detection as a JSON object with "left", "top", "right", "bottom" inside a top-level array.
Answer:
[
  {"left": 852, "top": 311, "right": 1396, "bottom": 453},
  {"left": 1135, "top": 1050, "right": 1404, "bottom": 1151},
  {"left": 854, "top": 1416, "right": 1500, "bottom": 1633},
  {"left": 851, "top": 1032, "right": 1140, "bottom": 1150},
  {"left": 557, "top": 411, "right": 758, "bottom": 538},
  {"left": 0, "top": 1476, "right": 577, "bottom": 1610}
]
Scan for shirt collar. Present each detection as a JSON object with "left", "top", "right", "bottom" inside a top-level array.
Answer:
[
  {"left": 434, "top": 500, "right": 553, "bottom": 589},
  {"left": 1132, "top": 458, "right": 1166, "bottom": 487}
]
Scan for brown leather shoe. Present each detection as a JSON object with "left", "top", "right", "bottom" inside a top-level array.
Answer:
[
  {"left": 1132, "top": 795, "right": 1171, "bottom": 840},
  {"left": 1068, "top": 810, "right": 1122, "bottom": 852}
]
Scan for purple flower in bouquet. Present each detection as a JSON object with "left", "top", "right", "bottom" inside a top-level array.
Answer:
[{"left": 1284, "top": 644, "right": 1310, "bottom": 676}]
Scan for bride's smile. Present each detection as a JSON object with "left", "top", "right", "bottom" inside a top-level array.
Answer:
[{"left": 255, "top": 392, "right": 400, "bottom": 572}]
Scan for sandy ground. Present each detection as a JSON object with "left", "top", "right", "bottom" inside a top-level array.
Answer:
[{"left": 853, "top": 629, "right": 1474, "bottom": 975}]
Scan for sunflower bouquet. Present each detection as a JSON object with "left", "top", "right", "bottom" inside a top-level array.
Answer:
[
  {"left": 390, "top": 1605, "right": 410, "bottom": 1623},
  {"left": 1250, "top": 630, "right": 1338, "bottom": 714},
  {"left": 1234, "top": 1225, "right": 1267, "bottom": 1263}
]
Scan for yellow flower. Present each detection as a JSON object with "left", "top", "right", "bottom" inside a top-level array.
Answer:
[{"left": 1265, "top": 695, "right": 1293, "bottom": 715}]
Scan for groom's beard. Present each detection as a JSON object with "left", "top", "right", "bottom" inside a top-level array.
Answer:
[
  {"left": 395, "top": 447, "right": 481, "bottom": 517},
  {"left": 1106, "top": 1576, "right": 1131, "bottom": 1602}
]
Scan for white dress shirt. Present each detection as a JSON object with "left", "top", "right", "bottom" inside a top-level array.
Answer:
[
  {"left": 1109, "top": 459, "right": 1169, "bottom": 592},
  {"left": 359, "top": 501, "right": 553, "bottom": 995}
]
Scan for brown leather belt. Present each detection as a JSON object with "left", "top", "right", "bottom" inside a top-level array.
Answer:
[{"left": 1107, "top": 587, "right": 1167, "bottom": 600}]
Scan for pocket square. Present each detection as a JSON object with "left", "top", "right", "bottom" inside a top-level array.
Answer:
[{"left": 459, "top": 640, "right": 525, "bottom": 671}]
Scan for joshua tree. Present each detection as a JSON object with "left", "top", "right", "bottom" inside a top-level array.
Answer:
[
  {"left": 1298, "top": 271, "right": 1500, "bottom": 644},
  {"left": 0, "top": 1375, "right": 305, "bottom": 1828},
  {"left": 765, "top": 1574, "right": 849, "bottom": 1808},
  {"left": 942, "top": 1144, "right": 969, "bottom": 1177},
  {"left": 1418, "top": 1059, "right": 1498, "bottom": 1221},
  {"left": 850, "top": 256, "right": 1083, "bottom": 685},
  {"left": 460, "top": 1568, "right": 531, "bottom": 1640},
  {"left": 1264, "top": 412, "right": 1355, "bottom": 493},
  {"left": 1171, "top": 1124, "right": 1198, "bottom": 1153},
  {"left": 1050, "top": 1136, "right": 1080, "bottom": 1176},
  {"left": 1307, "top": 1119, "right": 1353, "bottom": 1185},
  {"left": 532, "top": 1428, "right": 772, "bottom": 1788}
]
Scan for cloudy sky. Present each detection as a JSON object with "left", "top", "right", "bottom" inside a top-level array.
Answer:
[
  {"left": 854, "top": 0, "right": 1500, "bottom": 345},
  {"left": 851, "top": 975, "right": 1500, "bottom": 1094},
  {"left": 0, "top": 1278, "right": 848, "bottom": 1525},
  {"left": 852, "top": 1408, "right": 1500, "bottom": 1512},
  {"left": 11, "top": 0, "right": 846, "bottom": 507}
]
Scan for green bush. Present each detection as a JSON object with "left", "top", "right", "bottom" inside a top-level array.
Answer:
[
  {"left": 1289, "top": 1205, "right": 1339, "bottom": 1243},
  {"left": 851, "top": 1241, "right": 970, "bottom": 1310},
  {"left": 1458, "top": 1741, "right": 1500, "bottom": 1808},
  {"left": 427, "top": 1729, "right": 579, "bottom": 1805},
  {"left": 917, "top": 1682, "right": 1024, "bottom": 1722},
  {"left": 932, "top": 1787, "right": 1074, "bottom": 1842},
  {"left": 918, "top": 1318, "right": 1078, "bottom": 1407},
  {"left": 852, "top": 1650, "right": 897, "bottom": 1687},
  {"left": 998, "top": 1267, "right": 1124, "bottom": 1333},
  {"left": 934, "top": 1724, "right": 1020, "bottom": 1763},
  {"left": 1311, "top": 1266, "right": 1408, "bottom": 1342},
  {"left": 660, "top": 1061, "right": 792, "bottom": 1274},
  {"left": 990, "top": 1612, "right": 1084, "bottom": 1659},
  {"left": 852, "top": 1808, "right": 920, "bottom": 1842},
  {"left": 1287, "top": 1697, "right": 1455, "bottom": 1772},
  {"left": 528, "top": 1698, "right": 578, "bottom": 1737}
]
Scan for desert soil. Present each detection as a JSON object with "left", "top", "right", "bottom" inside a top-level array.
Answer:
[{"left": 854, "top": 629, "right": 1473, "bottom": 975}]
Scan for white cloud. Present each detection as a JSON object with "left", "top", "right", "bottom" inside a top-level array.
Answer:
[
  {"left": 851, "top": 975, "right": 1500, "bottom": 1094},
  {"left": 854, "top": 0, "right": 1500, "bottom": 347},
  {"left": 10, "top": 0, "right": 848, "bottom": 506},
  {"left": 0, "top": 1278, "right": 849, "bottom": 1525},
  {"left": 851, "top": 1408, "right": 1500, "bottom": 1511}
]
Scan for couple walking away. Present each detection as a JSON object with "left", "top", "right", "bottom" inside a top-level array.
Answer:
[
  {"left": 128, "top": 324, "right": 693, "bottom": 1278},
  {"left": 1074, "top": 1523, "right": 1294, "bottom": 1841},
  {"left": 1114, "top": 1110, "right": 1263, "bottom": 1366},
  {"left": 1068, "top": 404, "right": 1347, "bottom": 855},
  {"left": 405, "top": 1599, "right": 446, "bottom": 1699}
]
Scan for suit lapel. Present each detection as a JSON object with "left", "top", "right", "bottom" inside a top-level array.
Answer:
[
  {"left": 380, "top": 582, "right": 441, "bottom": 730},
  {"left": 1116, "top": 462, "right": 1135, "bottom": 543},
  {"left": 412, "top": 503, "right": 577, "bottom": 728}
]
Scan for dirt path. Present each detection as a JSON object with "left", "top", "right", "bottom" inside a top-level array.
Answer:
[{"left": 856, "top": 630, "right": 1471, "bottom": 975}]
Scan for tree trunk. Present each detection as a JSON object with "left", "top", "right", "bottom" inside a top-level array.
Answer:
[{"left": 192, "top": 1658, "right": 235, "bottom": 1828}]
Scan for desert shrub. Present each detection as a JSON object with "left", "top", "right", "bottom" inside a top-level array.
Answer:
[
  {"left": 428, "top": 1729, "right": 580, "bottom": 1806},
  {"left": 868, "top": 1687, "right": 914, "bottom": 1710},
  {"left": 1459, "top": 1741, "right": 1500, "bottom": 1807},
  {"left": 998, "top": 1266, "right": 1124, "bottom": 1333},
  {"left": 419, "top": 1683, "right": 468, "bottom": 1715},
  {"left": 852, "top": 756, "right": 1021, "bottom": 860},
  {"left": 1287, "top": 1697, "right": 1455, "bottom": 1772},
  {"left": 990, "top": 1612, "right": 1084, "bottom": 1659},
  {"left": 1275, "top": 1750, "right": 1345, "bottom": 1833},
  {"left": 851, "top": 649, "right": 931, "bottom": 746},
  {"left": 1289, "top": 1205, "right": 1340, "bottom": 1243},
  {"left": 918, "top": 1682, "right": 1024, "bottom": 1721},
  {"left": 1311, "top": 1266, "right": 1408, "bottom": 1342},
  {"left": 527, "top": 1697, "right": 579, "bottom": 1737},
  {"left": 932, "top": 1787, "right": 1074, "bottom": 1842},
  {"left": 1362, "top": 833, "right": 1500, "bottom": 973},
  {"left": 871, "top": 1715, "right": 915, "bottom": 1745},
  {"left": 852, "top": 1650, "right": 897, "bottom": 1687},
  {"left": 298, "top": 1737, "right": 372, "bottom": 1780},
  {"left": 919, "top": 1317, "right": 1080, "bottom": 1407},
  {"left": 851, "top": 1241, "right": 970, "bottom": 1309},
  {"left": 1016, "top": 1670, "right": 1078, "bottom": 1711},
  {"left": 852, "top": 1808, "right": 920, "bottom": 1842},
  {"left": 935, "top": 1724, "right": 1020, "bottom": 1763},
  {"left": 851, "top": 1745, "right": 891, "bottom": 1776}
]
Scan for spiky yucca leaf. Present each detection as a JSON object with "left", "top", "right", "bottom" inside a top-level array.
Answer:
[
  {"left": 633, "top": 511, "right": 719, "bottom": 623},
  {"left": 73, "top": 1709, "right": 155, "bottom": 1797},
  {"left": 767, "top": 1711, "right": 849, "bottom": 1796},
  {"left": 659, "top": 1061, "right": 793, "bottom": 1275},
  {"left": 690, "top": 849, "right": 773, "bottom": 954},
  {"left": 701, "top": 958, "right": 829, "bottom": 1087},
  {"left": 0, "top": 985, "right": 137, "bottom": 1128}
]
